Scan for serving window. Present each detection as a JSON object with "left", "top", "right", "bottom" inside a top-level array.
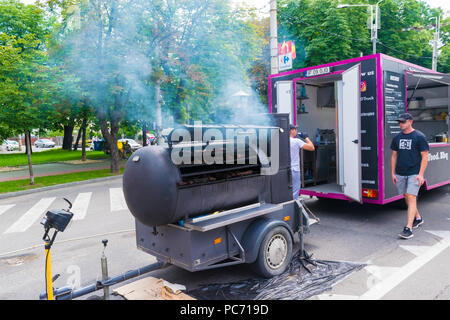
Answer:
[{"left": 406, "top": 72, "right": 449, "bottom": 143}]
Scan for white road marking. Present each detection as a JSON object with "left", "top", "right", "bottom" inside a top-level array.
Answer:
[
  {"left": 365, "top": 265, "right": 400, "bottom": 280},
  {"left": 4, "top": 198, "right": 56, "bottom": 234},
  {"left": 400, "top": 245, "right": 432, "bottom": 257},
  {"left": 359, "top": 230, "right": 450, "bottom": 300},
  {"left": 110, "top": 188, "right": 128, "bottom": 212},
  {"left": 71, "top": 192, "right": 92, "bottom": 221},
  {"left": 426, "top": 230, "right": 450, "bottom": 240},
  {"left": 0, "top": 229, "right": 136, "bottom": 258},
  {"left": 0, "top": 204, "right": 15, "bottom": 217}
]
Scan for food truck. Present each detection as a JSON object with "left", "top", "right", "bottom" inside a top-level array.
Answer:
[{"left": 269, "top": 53, "right": 449, "bottom": 204}]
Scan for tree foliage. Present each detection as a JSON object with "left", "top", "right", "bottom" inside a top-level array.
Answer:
[
  {"left": 0, "top": 0, "right": 56, "bottom": 139},
  {"left": 44, "top": 0, "right": 267, "bottom": 172},
  {"left": 278, "top": 0, "right": 447, "bottom": 71}
]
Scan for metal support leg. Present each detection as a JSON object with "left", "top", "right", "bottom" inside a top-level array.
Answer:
[
  {"left": 295, "top": 199, "right": 318, "bottom": 273},
  {"left": 101, "top": 240, "right": 110, "bottom": 300}
]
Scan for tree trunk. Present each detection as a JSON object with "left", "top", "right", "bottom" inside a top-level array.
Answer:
[
  {"left": 24, "top": 131, "right": 33, "bottom": 154},
  {"left": 63, "top": 125, "right": 74, "bottom": 150},
  {"left": 109, "top": 132, "right": 120, "bottom": 173},
  {"left": 25, "top": 130, "right": 34, "bottom": 185},
  {"left": 99, "top": 117, "right": 121, "bottom": 174},
  {"left": 155, "top": 77, "right": 162, "bottom": 146},
  {"left": 142, "top": 121, "right": 147, "bottom": 147},
  {"left": 73, "top": 127, "right": 82, "bottom": 151},
  {"left": 81, "top": 117, "right": 87, "bottom": 161},
  {"left": 174, "top": 77, "right": 185, "bottom": 124}
]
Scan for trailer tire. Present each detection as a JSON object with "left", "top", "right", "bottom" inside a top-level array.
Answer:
[{"left": 252, "top": 226, "right": 293, "bottom": 278}]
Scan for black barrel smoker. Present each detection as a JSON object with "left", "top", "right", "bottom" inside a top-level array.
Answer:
[{"left": 123, "top": 114, "right": 315, "bottom": 278}]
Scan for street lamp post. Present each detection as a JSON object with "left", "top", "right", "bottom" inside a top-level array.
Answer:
[
  {"left": 431, "top": 16, "right": 441, "bottom": 71},
  {"left": 338, "top": 0, "right": 384, "bottom": 55}
]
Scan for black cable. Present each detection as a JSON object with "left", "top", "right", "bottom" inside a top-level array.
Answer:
[{"left": 288, "top": 15, "right": 434, "bottom": 60}]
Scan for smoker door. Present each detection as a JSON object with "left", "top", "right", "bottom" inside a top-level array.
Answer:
[{"left": 341, "top": 64, "right": 362, "bottom": 203}]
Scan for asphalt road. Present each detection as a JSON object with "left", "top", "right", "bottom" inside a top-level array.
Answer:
[{"left": 0, "top": 177, "right": 449, "bottom": 300}]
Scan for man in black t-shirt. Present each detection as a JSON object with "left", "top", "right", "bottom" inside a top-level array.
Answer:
[{"left": 390, "top": 113, "right": 429, "bottom": 239}]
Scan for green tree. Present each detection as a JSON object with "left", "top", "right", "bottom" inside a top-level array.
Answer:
[
  {"left": 0, "top": 0, "right": 56, "bottom": 184},
  {"left": 146, "top": 0, "right": 266, "bottom": 125},
  {"left": 48, "top": 0, "right": 266, "bottom": 172},
  {"left": 278, "top": 0, "right": 447, "bottom": 71}
]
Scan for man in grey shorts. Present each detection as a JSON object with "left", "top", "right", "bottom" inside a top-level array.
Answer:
[{"left": 390, "top": 113, "right": 429, "bottom": 239}]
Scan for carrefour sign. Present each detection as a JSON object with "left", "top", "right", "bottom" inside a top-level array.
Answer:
[{"left": 279, "top": 53, "right": 293, "bottom": 71}]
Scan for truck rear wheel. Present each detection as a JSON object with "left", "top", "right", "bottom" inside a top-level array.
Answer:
[{"left": 252, "top": 226, "right": 293, "bottom": 278}]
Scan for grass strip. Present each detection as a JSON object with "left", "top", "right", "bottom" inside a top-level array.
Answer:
[
  {"left": 0, "top": 168, "right": 124, "bottom": 194},
  {"left": 0, "top": 149, "right": 108, "bottom": 167}
]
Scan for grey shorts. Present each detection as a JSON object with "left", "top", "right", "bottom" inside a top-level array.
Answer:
[{"left": 396, "top": 174, "right": 420, "bottom": 196}]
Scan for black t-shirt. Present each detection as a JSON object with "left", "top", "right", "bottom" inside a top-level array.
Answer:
[{"left": 390, "top": 130, "right": 429, "bottom": 176}]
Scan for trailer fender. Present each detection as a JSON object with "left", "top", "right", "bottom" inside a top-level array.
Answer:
[{"left": 241, "top": 218, "right": 294, "bottom": 264}]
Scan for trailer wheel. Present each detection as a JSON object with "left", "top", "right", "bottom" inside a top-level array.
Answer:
[{"left": 252, "top": 226, "right": 293, "bottom": 278}]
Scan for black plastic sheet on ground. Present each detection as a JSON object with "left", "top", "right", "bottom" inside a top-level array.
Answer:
[{"left": 188, "top": 254, "right": 365, "bottom": 300}]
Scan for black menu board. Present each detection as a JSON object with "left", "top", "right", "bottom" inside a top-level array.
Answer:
[{"left": 384, "top": 71, "right": 406, "bottom": 137}]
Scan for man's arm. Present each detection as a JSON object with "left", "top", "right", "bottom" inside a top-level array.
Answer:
[
  {"left": 391, "top": 150, "right": 398, "bottom": 185},
  {"left": 415, "top": 151, "right": 429, "bottom": 186},
  {"left": 302, "top": 137, "right": 315, "bottom": 151}
]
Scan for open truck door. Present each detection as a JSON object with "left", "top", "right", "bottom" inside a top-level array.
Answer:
[{"left": 341, "top": 64, "right": 362, "bottom": 203}]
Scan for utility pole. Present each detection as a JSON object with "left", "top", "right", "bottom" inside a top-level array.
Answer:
[
  {"left": 432, "top": 16, "right": 440, "bottom": 71},
  {"left": 270, "top": 0, "right": 278, "bottom": 75}
]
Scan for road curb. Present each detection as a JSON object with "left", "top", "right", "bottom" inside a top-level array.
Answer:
[{"left": 0, "top": 175, "right": 123, "bottom": 200}]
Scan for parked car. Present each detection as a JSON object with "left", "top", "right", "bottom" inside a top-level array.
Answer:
[
  {"left": 160, "top": 128, "right": 173, "bottom": 144},
  {"left": 119, "top": 139, "right": 142, "bottom": 151},
  {"left": 3, "top": 140, "right": 20, "bottom": 151},
  {"left": 34, "top": 139, "right": 56, "bottom": 148},
  {"left": 147, "top": 133, "right": 157, "bottom": 145}
]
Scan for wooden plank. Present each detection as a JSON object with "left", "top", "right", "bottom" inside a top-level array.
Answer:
[{"left": 113, "top": 277, "right": 196, "bottom": 300}]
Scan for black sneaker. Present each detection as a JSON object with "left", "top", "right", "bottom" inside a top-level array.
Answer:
[
  {"left": 399, "top": 227, "right": 414, "bottom": 239},
  {"left": 413, "top": 218, "right": 424, "bottom": 229}
]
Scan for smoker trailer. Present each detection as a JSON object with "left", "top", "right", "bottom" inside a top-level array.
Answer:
[
  {"left": 122, "top": 114, "right": 314, "bottom": 278},
  {"left": 270, "top": 53, "right": 450, "bottom": 204}
]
